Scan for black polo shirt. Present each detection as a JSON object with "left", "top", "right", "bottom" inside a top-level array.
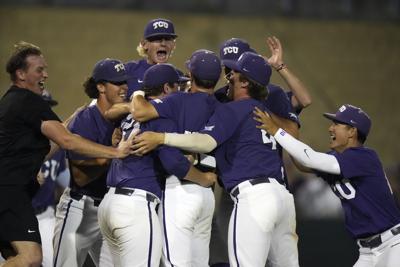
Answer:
[{"left": 0, "top": 85, "right": 61, "bottom": 185}]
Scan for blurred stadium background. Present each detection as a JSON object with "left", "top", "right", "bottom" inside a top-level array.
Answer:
[{"left": 0, "top": 1, "right": 399, "bottom": 266}]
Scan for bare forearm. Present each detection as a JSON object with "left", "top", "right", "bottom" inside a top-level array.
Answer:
[
  {"left": 131, "top": 94, "right": 158, "bottom": 122},
  {"left": 104, "top": 102, "right": 130, "bottom": 121},
  {"left": 164, "top": 133, "right": 217, "bottom": 153},
  {"left": 278, "top": 67, "right": 312, "bottom": 108}
]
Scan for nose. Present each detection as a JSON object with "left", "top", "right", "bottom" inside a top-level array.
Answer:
[
  {"left": 43, "top": 70, "right": 49, "bottom": 79},
  {"left": 328, "top": 123, "right": 335, "bottom": 132}
]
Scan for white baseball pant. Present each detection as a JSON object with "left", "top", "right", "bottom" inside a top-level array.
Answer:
[
  {"left": 53, "top": 188, "right": 112, "bottom": 267},
  {"left": 228, "top": 178, "right": 299, "bottom": 267},
  {"left": 98, "top": 187, "right": 162, "bottom": 267},
  {"left": 160, "top": 175, "right": 215, "bottom": 267},
  {"left": 354, "top": 223, "right": 400, "bottom": 267}
]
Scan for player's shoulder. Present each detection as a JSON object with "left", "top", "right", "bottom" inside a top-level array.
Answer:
[
  {"left": 125, "top": 59, "right": 148, "bottom": 73},
  {"left": 145, "top": 117, "right": 177, "bottom": 133}
]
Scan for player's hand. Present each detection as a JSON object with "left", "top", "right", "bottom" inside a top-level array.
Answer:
[
  {"left": 116, "top": 129, "right": 139, "bottom": 158},
  {"left": 200, "top": 172, "right": 217, "bottom": 188},
  {"left": 112, "top": 128, "right": 122, "bottom": 147},
  {"left": 36, "top": 171, "right": 46, "bottom": 186},
  {"left": 264, "top": 36, "right": 284, "bottom": 69},
  {"left": 253, "top": 107, "right": 279, "bottom": 135},
  {"left": 132, "top": 131, "right": 164, "bottom": 156}
]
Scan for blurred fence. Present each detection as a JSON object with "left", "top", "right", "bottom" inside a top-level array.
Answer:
[{"left": 1, "top": 0, "right": 400, "bottom": 20}]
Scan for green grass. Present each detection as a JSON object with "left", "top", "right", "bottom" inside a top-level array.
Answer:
[{"left": 1, "top": 6, "right": 399, "bottom": 166}]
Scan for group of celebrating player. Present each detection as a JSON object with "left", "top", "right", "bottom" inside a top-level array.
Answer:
[{"left": 1, "top": 17, "right": 400, "bottom": 267}]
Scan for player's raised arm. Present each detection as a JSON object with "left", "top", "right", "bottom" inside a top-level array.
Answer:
[
  {"left": 253, "top": 107, "right": 340, "bottom": 174},
  {"left": 131, "top": 90, "right": 159, "bottom": 122},
  {"left": 264, "top": 36, "right": 312, "bottom": 109}
]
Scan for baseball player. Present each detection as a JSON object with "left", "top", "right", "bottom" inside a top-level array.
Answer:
[
  {"left": 211, "top": 36, "right": 311, "bottom": 266},
  {"left": 133, "top": 52, "right": 300, "bottom": 267},
  {"left": 254, "top": 104, "right": 400, "bottom": 267},
  {"left": 0, "top": 42, "right": 133, "bottom": 267},
  {"left": 98, "top": 63, "right": 216, "bottom": 267},
  {"left": 53, "top": 58, "right": 131, "bottom": 267},
  {"left": 130, "top": 50, "right": 222, "bottom": 266},
  {"left": 104, "top": 18, "right": 179, "bottom": 121}
]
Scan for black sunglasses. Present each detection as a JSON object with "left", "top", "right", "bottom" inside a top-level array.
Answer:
[{"left": 107, "top": 80, "right": 127, "bottom": 86}]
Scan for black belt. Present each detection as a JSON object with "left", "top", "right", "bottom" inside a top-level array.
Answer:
[
  {"left": 70, "top": 191, "right": 102, "bottom": 207},
  {"left": 231, "top": 177, "right": 283, "bottom": 198},
  {"left": 359, "top": 225, "right": 400, "bottom": 248},
  {"left": 113, "top": 187, "right": 158, "bottom": 203}
]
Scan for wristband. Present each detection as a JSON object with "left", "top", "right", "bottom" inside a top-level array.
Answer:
[
  {"left": 275, "top": 63, "right": 286, "bottom": 72},
  {"left": 133, "top": 90, "right": 145, "bottom": 97}
]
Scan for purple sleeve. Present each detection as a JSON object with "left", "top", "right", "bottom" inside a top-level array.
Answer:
[
  {"left": 152, "top": 92, "right": 183, "bottom": 120},
  {"left": 67, "top": 111, "right": 96, "bottom": 160},
  {"left": 265, "top": 85, "right": 299, "bottom": 124},
  {"left": 334, "top": 148, "right": 380, "bottom": 179},
  {"left": 200, "top": 104, "right": 239, "bottom": 145},
  {"left": 157, "top": 146, "right": 191, "bottom": 179},
  {"left": 149, "top": 118, "right": 190, "bottom": 179}
]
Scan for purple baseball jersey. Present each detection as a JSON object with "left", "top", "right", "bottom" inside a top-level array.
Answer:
[
  {"left": 215, "top": 84, "right": 299, "bottom": 125},
  {"left": 125, "top": 59, "right": 152, "bottom": 98},
  {"left": 200, "top": 98, "right": 285, "bottom": 191},
  {"left": 32, "top": 150, "right": 67, "bottom": 210},
  {"left": 67, "top": 105, "right": 115, "bottom": 198},
  {"left": 317, "top": 147, "right": 400, "bottom": 238},
  {"left": 152, "top": 91, "right": 220, "bottom": 133},
  {"left": 106, "top": 114, "right": 190, "bottom": 198}
]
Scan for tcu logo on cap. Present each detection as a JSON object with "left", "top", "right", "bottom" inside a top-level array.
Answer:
[
  {"left": 153, "top": 21, "right": 169, "bottom": 29},
  {"left": 114, "top": 63, "right": 125, "bottom": 72},
  {"left": 339, "top": 105, "right": 346, "bottom": 112},
  {"left": 223, "top": 46, "right": 239, "bottom": 55}
]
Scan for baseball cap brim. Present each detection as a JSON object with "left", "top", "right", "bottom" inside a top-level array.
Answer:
[
  {"left": 323, "top": 113, "right": 349, "bottom": 125},
  {"left": 145, "top": 33, "right": 178, "bottom": 40},
  {"left": 221, "top": 59, "right": 237, "bottom": 67},
  {"left": 108, "top": 74, "right": 130, "bottom": 83},
  {"left": 223, "top": 60, "right": 241, "bottom": 73}
]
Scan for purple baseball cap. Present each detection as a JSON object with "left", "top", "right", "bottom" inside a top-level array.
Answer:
[
  {"left": 92, "top": 58, "right": 129, "bottom": 83},
  {"left": 143, "top": 63, "right": 189, "bottom": 88},
  {"left": 186, "top": 50, "right": 221, "bottom": 81},
  {"left": 224, "top": 52, "right": 271, "bottom": 86},
  {"left": 323, "top": 104, "right": 372, "bottom": 137},
  {"left": 219, "top": 38, "right": 256, "bottom": 66},
  {"left": 143, "top": 18, "right": 177, "bottom": 40}
]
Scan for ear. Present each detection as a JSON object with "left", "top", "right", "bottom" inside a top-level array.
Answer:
[
  {"left": 348, "top": 127, "right": 357, "bottom": 139},
  {"left": 141, "top": 39, "right": 148, "bottom": 49},
  {"left": 97, "top": 83, "right": 106, "bottom": 94},
  {"left": 16, "top": 69, "right": 26, "bottom": 81},
  {"left": 241, "top": 79, "right": 249, "bottom": 89},
  {"left": 163, "top": 83, "right": 170, "bottom": 94}
]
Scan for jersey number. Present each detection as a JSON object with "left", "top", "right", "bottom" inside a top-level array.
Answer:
[
  {"left": 332, "top": 179, "right": 356, "bottom": 200},
  {"left": 261, "top": 129, "right": 277, "bottom": 150}
]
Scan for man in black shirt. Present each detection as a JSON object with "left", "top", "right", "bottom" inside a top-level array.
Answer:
[{"left": 0, "top": 42, "right": 133, "bottom": 267}]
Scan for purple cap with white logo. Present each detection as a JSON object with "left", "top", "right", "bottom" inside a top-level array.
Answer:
[
  {"left": 92, "top": 58, "right": 129, "bottom": 83},
  {"left": 224, "top": 52, "right": 271, "bottom": 86},
  {"left": 143, "top": 63, "right": 189, "bottom": 88},
  {"left": 219, "top": 38, "right": 256, "bottom": 66},
  {"left": 143, "top": 18, "right": 177, "bottom": 40},
  {"left": 186, "top": 50, "right": 221, "bottom": 81},
  {"left": 323, "top": 104, "right": 372, "bottom": 137}
]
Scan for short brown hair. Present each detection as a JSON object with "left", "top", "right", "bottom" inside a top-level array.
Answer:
[{"left": 6, "top": 41, "right": 42, "bottom": 82}]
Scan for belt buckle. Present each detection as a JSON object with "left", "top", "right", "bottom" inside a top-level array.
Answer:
[{"left": 360, "top": 235, "right": 382, "bottom": 248}]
